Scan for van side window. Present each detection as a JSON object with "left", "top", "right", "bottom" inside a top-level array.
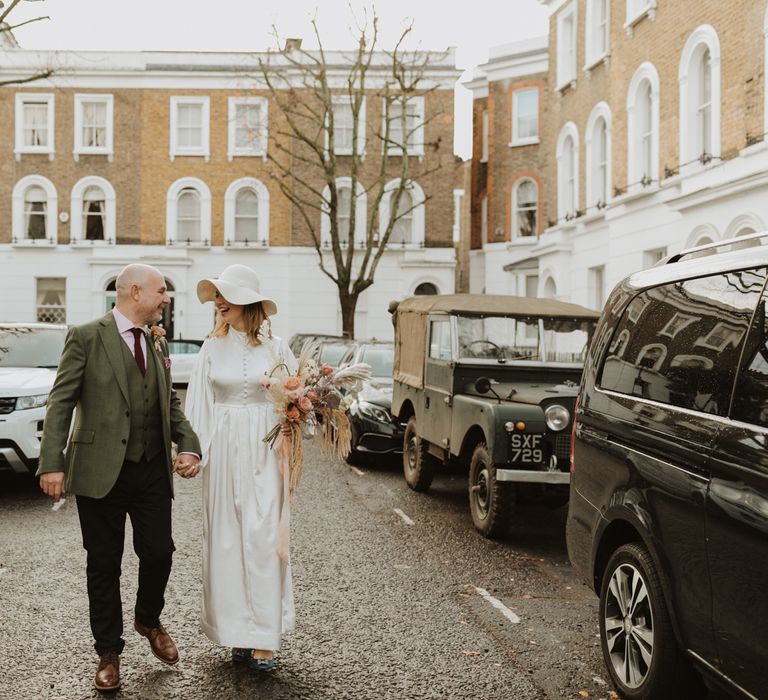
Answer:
[
  {"left": 428, "top": 320, "right": 452, "bottom": 361},
  {"left": 599, "top": 269, "right": 766, "bottom": 415},
  {"left": 731, "top": 295, "right": 768, "bottom": 427}
]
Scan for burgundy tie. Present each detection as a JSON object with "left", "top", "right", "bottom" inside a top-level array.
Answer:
[{"left": 130, "top": 328, "right": 146, "bottom": 376}]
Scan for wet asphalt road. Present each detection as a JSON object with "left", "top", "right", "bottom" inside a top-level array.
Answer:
[{"left": 0, "top": 447, "right": 729, "bottom": 699}]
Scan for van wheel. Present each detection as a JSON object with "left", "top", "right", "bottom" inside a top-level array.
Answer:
[
  {"left": 599, "top": 543, "right": 703, "bottom": 699},
  {"left": 468, "top": 443, "right": 514, "bottom": 538},
  {"left": 402, "top": 416, "right": 435, "bottom": 492}
]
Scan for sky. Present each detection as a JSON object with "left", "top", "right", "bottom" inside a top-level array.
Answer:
[{"left": 8, "top": 0, "right": 550, "bottom": 160}]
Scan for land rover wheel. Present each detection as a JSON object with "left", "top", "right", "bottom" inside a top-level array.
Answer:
[
  {"left": 468, "top": 443, "right": 514, "bottom": 537},
  {"left": 599, "top": 543, "right": 702, "bottom": 699},
  {"left": 402, "top": 416, "right": 435, "bottom": 492}
]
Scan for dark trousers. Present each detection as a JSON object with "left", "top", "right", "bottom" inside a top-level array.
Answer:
[{"left": 76, "top": 453, "right": 174, "bottom": 655}]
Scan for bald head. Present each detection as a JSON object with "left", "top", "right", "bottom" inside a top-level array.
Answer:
[{"left": 114, "top": 264, "right": 170, "bottom": 327}]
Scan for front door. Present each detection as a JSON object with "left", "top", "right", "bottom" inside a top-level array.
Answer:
[{"left": 421, "top": 316, "right": 454, "bottom": 450}]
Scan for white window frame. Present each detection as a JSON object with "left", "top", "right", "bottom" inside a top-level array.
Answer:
[
  {"left": 166, "top": 177, "right": 211, "bottom": 246},
  {"left": 480, "top": 194, "right": 488, "bottom": 244},
  {"left": 452, "top": 189, "right": 464, "bottom": 245},
  {"left": 320, "top": 178, "right": 367, "bottom": 247},
  {"left": 695, "top": 322, "right": 743, "bottom": 352},
  {"left": 379, "top": 179, "right": 426, "bottom": 248},
  {"left": 626, "top": 62, "right": 660, "bottom": 192},
  {"left": 70, "top": 176, "right": 116, "bottom": 244},
  {"left": 678, "top": 25, "right": 721, "bottom": 173},
  {"left": 512, "top": 178, "right": 538, "bottom": 240},
  {"left": 224, "top": 177, "right": 270, "bottom": 247},
  {"left": 556, "top": 122, "right": 579, "bottom": 220},
  {"left": 585, "top": 102, "right": 612, "bottom": 209},
  {"left": 625, "top": 0, "right": 657, "bottom": 35},
  {"left": 588, "top": 265, "right": 605, "bottom": 310},
  {"left": 585, "top": 0, "right": 611, "bottom": 69},
  {"left": 383, "top": 95, "right": 425, "bottom": 157},
  {"left": 73, "top": 94, "right": 114, "bottom": 161},
  {"left": 15, "top": 93, "right": 55, "bottom": 160},
  {"left": 227, "top": 96, "right": 268, "bottom": 161},
  {"left": 480, "top": 109, "right": 489, "bottom": 162},
  {"left": 11, "top": 175, "right": 57, "bottom": 244},
  {"left": 636, "top": 343, "right": 666, "bottom": 371},
  {"left": 511, "top": 88, "right": 539, "bottom": 146},
  {"left": 327, "top": 94, "right": 366, "bottom": 157},
  {"left": 556, "top": 2, "right": 578, "bottom": 90},
  {"left": 661, "top": 312, "right": 699, "bottom": 339},
  {"left": 169, "top": 96, "right": 210, "bottom": 161}
]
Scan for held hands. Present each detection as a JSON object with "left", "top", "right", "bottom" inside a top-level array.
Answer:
[
  {"left": 173, "top": 453, "right": 201, "bottom": 479},
  {"left": 40, "top": 471, "right": 65, "bottom": 502}
]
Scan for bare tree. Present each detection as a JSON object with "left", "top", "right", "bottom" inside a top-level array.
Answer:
[
  {"left": 0, "top": 0, "right": 53, "bottom": 87},
  {"left": 258, "top": 15, "right": 449, "bottom": 339}
]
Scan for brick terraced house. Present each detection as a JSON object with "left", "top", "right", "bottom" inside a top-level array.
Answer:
[
  {"left": 0, "top": 46, "right": 460, "bottom": 340},
  {"left": 469, "top": 1, "right": 768, "bottom": 310}
]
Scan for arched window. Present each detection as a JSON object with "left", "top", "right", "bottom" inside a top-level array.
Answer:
[
  {"left": 679, "top": 25, "right": 721, "bottom": 169},
  {"left": 166, "top": 177, "right": 211, "bottom": 246},
  {"left": 224, "top": 178, "right": 270, "bottom": 246},
  {"left": 637, "top": 343, "right": 666, "bottom": 371},
  {"left": 627, "top": 63, "right": 660, "bottom": 190},
  {"left": 177, "top": 189, "right": 201, "bottom": 243},
  {"left": 414, "top": 282, "right": 438, "bottom": 295},
  {"left": 12, "top": 175, "right": 57, "bottom": 243},
  {"left": 586, "top": 102, "right": 612, "bottom": 209},
  {"left": 320, "top": 178, "right": 367, "bottom": 247},
  {"left": 512, "top": 178, "right": 537, "bottom": 238},
  {"left": 71, "top": 177, "right": 116, "bottom": 243},
  {"left": 556, "top": 123, "right": 579, "bottom": 220},
  {"left": 379, "top": 179, "right": 426, "bottom": 247}
]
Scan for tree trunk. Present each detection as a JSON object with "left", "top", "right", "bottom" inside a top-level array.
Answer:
[{"left": 339, "top": 291, "right": 359, "bottom": 339}]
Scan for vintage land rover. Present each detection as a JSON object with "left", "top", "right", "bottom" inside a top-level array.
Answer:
[{"left": 389, "top": 294, "right": 599, "bottom": 537}]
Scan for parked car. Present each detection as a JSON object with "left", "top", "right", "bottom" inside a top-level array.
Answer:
[
  {"left": 338, "top": 340, "right": 403, "bottom": 462},
  {"left": 567, "top": 232, "right": 768, "bottom": 700},
  {"left": 288, "top": 332, "right": 344, "bottom": 357},
  {"left": 0, "top": 323, "right": 67, "bottom": 474},
  {"left": 166, "top": 338, "right": 203, "bottom": 386},
  {"left": 315, "top": 338, "right": 357, "bottom": 369},
  {"left": 389, "top": 294, "right": 599, "bottom": 537}
]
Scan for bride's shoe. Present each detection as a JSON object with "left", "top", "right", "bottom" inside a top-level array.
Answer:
[{"left": 232, "top": 648, "right": 252, "bottom": 663}]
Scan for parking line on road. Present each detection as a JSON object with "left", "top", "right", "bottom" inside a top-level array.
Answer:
[
  {"left": 350, "top": 466, "right": 365, "bottom": 476},
  {"left": 474, "top": 587, "right": 521, "bottom": 624},
  {"left": 394, "top": 508, "right": 415, "bottom": 526}
]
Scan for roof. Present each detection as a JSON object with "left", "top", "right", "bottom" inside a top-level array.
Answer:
[{"left": 389, "top": 294, "right": 600, "bottom": 320}]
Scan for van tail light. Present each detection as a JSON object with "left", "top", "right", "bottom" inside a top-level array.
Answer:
[{"left": 570, "top": 396, "right": 580, "bottom": 473}]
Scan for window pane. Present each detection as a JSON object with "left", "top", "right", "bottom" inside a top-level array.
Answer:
[
  {"left": 235, "top": 103, "right": 262, "bottom": 149},
  {"left": 600, "top": 269, "right": 767, "bottom": 415},
  {"left": 24, "top": 102, "right": 48, "bottom": 147},
  {"left": 516, "top": 180, "right": 537, "bottom": 238},
  {"left": 390, "top": 190, "right": 413, "bottom": 244},
  {"left": 333, "top": 102, "right": 354, "bottom": 152},
  {"left": 83, "top": 195, "right": 105, "bottom": 240},
  {"left": 177, "top": 189, "right": 201, "bottom": 241},
  {"left": 515, "top": 90, "right": 539, "bottom": 140},
  {"left": 36, "top": 278, "right": 66, "bottom": 324},
  {"left": 235, "top": 189, "right": 259, "bottom": 242},
  {"left": 177, "top": 104, "right": 203, "bottom": 148},
  {"left": 336, "top": 186, "right": 351, "bottom": 245}
]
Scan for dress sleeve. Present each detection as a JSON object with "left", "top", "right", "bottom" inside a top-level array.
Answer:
[{"left": 184, "top": 339, "right": 214, "bottom": 469}]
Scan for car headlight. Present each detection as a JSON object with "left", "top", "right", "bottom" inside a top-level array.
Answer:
[
  {"left": 357, "top": 401, "right": 392, "bottom": 423},
  {"left": 544, "top": 404, "right": 570, "bottom": 431},
  {"left": 16, "top": 393, "right": 49, "bottom": 410}
]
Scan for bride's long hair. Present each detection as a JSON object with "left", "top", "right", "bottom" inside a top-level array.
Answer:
[{"left": 211, "top": 301, "right": 271, "bottom": 345}]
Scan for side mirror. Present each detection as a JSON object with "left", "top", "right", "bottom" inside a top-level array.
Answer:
[{"left": 475, "top": 377, "right": 491, "bottom": 394}]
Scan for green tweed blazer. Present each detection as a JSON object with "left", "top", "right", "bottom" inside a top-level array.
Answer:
[{"left": 37, "top": 312, "right": 201, "bottom": 498}]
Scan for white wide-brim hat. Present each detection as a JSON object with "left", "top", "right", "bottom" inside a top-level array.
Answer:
[{"left": 197, "top": 264, "right": 277, "bottom": 316}]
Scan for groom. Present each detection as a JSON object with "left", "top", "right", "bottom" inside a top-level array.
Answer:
[{"left": 37, "top": 263, "right": 202, "bottom": 692}]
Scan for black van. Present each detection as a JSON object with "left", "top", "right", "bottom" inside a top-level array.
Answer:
[{"left": 567, "top": 233, "right": 768, "bottom": 700}]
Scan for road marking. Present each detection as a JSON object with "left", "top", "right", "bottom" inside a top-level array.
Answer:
[
  {"left": 474, "top": 587, "right": 521, "bottom": 624},
  {"left": 393, "top": 508, "right": 415, "bottom": 526},
  {"left": 350, "top": 466, "right": 365, "bottom": 476}
]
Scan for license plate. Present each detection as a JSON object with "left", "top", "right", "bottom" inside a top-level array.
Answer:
[{"left": 509, "top": 433, "right": 544, "bottom": 463}]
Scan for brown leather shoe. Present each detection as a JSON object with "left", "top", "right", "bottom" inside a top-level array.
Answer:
[
  {"left": 94, "top": 651, "right": 120, "bottom": 692},
  {"left": 134, "top": 620, "right": 179, "bottom": 665}
]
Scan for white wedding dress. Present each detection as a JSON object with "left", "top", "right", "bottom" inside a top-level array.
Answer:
[{"left": 185, "top": 329, "right": 296, "bottom": 649}]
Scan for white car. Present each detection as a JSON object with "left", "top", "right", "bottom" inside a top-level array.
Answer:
[
  {"left": 0, "top": 323, "right": 67, "bottom": 474},
  {"left": 167, "top": 339, "right": 203, "bottom": 386}
]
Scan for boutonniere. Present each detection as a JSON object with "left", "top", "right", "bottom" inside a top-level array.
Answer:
[{"left": 149, "top": 325, "right": 166, "bottom": 353}]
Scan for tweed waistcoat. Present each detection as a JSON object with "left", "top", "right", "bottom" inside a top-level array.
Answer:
[{"left": 119, "top": 337, "right": 164, "bottom": 462}]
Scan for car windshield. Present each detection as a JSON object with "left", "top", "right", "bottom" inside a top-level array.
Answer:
[
  {"left": 360, "top": 345, "right": 394, "bottom": 379},
  {"left": 457, "top": 315, "right": 594, "bottom": 363},
  {"left": 0, "top": 327, "right": 66, "bottom": 368},
  {"left": 319, "top": 342, "right": 355, "bottom": 368}
]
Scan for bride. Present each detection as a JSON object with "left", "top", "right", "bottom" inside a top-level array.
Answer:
[{"left": 185, "top": 264, "right": 297, "bottom": 671}]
